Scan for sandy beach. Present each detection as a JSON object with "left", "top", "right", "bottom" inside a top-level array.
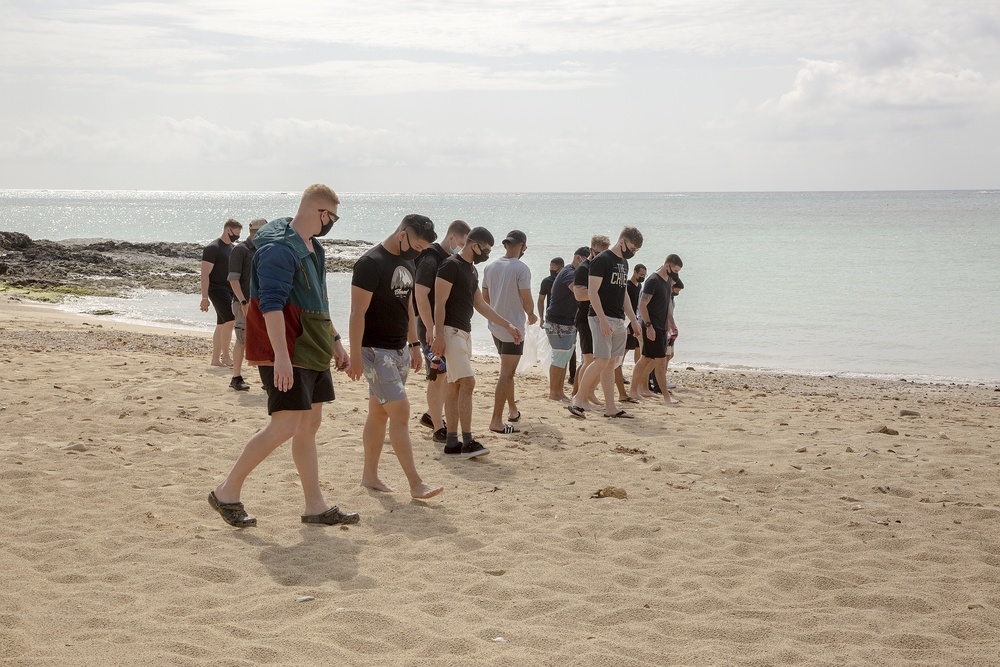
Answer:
[{"left": 2, "top": 295, "right": 999, "bottom": 666}]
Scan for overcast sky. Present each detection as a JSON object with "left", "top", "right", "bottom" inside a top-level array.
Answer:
[{"left": 1, "top": 1, "right": 998, "bottom": 192}]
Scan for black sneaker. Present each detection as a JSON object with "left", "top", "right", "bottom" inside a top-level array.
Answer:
[
  {"left": 444, "top": 440, "right": 490, "bottom": 459},
  {"left": 433, "top": 427, "right": 447, "bottom": 444},
  {"left": 230, "top": 375, "right": 250, "bottom": 391},
  {"left": 419, "top": 413, "right": 435, "bottom": 429}
]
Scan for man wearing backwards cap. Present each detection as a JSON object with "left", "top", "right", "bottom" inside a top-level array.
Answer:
[
  {"left": 543, "top": 246, "right": 589, "bottom": 402},
  {"left": 481, "top": 230, "right": 537, "bottom": 434}
]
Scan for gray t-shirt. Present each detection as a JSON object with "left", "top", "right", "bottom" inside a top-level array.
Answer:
[{"left": 481, "top": 256, "right": 532, "bottom": 343}]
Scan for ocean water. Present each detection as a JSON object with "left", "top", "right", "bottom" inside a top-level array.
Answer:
[{"left": 2, "top": 189, "right": 998, "bottom": 384}]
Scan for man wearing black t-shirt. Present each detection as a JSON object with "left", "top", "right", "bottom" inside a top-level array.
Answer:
[
  {"left": 430, "top": 226, "right": 523, "bottom": 459},
  {"left": 413, "top": 219, "right": 471, "bottom": 442},
  {"left": 199, "top": 218, "right": 242, "bottom": 367},
  {"left": 536, "top": 257, "right": 564, "bottom": 328},
  {"left": 568, "top": 226, "right": 643, "bottom": 420},
  {"left": 348, "top": 214, "right": 444, "bottom": 500},
  {"left": 629, "top": 256, "right": 682, "bottom": 405},
  {"left": 571, "top": 234, "right": 610, "bottom": 405}
]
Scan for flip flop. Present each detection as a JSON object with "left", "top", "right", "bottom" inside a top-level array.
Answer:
[
  {"left": 490, "top": 423, "right": 520, "bottom": 434},
  {"left": 567, "top": 405, "right": 586, "bottom": 419},
  {"left": 507, "top": 411, "right": 522, "bottom": 423},
  {"left": 604, "top": 410, "right": 635, "bottom": 419},
  {"left": 621, "top": 396, "right": 640, "bottom": 404}
]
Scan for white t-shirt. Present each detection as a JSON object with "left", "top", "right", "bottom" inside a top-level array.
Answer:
[{"left": 481, "top": 256, "right": 532, "bottom": 343}]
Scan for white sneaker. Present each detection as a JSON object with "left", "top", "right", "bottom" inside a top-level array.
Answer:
[{"left": 666, "top": 381, "right": 676, "bottom": 389}]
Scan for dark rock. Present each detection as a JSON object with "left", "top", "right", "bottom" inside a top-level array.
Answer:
[{"left": 0, "top": 231, "right": 32, "bottom": 250}]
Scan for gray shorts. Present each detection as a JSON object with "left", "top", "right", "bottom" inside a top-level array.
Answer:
[
  {"left": 361, "top": 347, "right": 409, "bottom": 404},
  {"left": 231, "top": 300, "right": 246, "bottom": 344},
  {"left": 589, "top": 316, "right": 627, "bottom": 360}
]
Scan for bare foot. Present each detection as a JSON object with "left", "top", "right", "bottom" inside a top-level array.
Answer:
[
  {"left": 666, "top": 396, "right": 681, "bottom": 405},
  {"left": 361, "top": 479, "right": 396, "bottom": 493},
  {"left": 210, "top": 359, "right": 227, "bottom": 367},
  {"left": 547, "top": 395, "right": 571, "bottom": 403},
  {"left": 411, "top": 483, "right": 444, "bottom": 499},
  {"left": 627, "top": 392, "right": 643, "bottom": 402},
  {"left": 221, "top": 358, "right": 234, "bottom": 367}
]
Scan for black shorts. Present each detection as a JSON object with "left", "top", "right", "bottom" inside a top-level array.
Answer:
[
  {"left": 641, "top": 328, "right": 668, "bottom": 360},
  {"left": 626, "top": 331, "right": 640, "bottom": 350},
  {"left": 492, "top": 334, "right": 524, "bottom": 356},
  {"left": 208, "top": 286, "right": 236, "bottom": 325},
  {"left": 575, "top": 309, "right": 593, "bottom": 355},
  {"left": 258, "top": 366, "right": 335, "bottom": 415}
]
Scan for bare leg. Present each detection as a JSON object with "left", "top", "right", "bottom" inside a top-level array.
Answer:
[
  {"left": 629, "top": 357, "right": 651, "bottom": 400},
  {"left": 490, "top": 354, "right": 519, "bottom": 431},
  {"left": 232, "top": 340, "right": 245, "bottom": 378},
  {"left": 289, "top": 403, "right": 332, "bottom": 515},
  {"left": 572, "top": 357, "right": 606, "bottom": 410},
  {"left": 215, "top": 410, "right": 303, "bottom": 502},
  {"left": 596, "top": 358, "right": 618, "bottom": 415},
  {"left": 654, "top": 359, "right": 679, "bottom": 404},
  {"left": 615, "top": 364, "right": 628, "bottom": 401},
  {"left": 211, "top": 324, "right": 226, "bottom": 365},
  {"left": 383, "top": 397, "right": 443, "bottom": 499},
  {"left": 361, "top": 395, "right": 394, "bottom": 492},
  {"left": 548, "top": 364, "right": 570, "bottom": 401},
  {"left": 457, "top": 375, "right": 475, "bottom": 435},
  {"left": 427, "top": 374, "right": 446, "bottom": 430},
  {"left": 219, "top": 321, "right": 235, "bottom": 365}
]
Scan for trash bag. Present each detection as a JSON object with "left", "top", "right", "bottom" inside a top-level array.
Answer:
[{"left": 516, "top": 324, "right": 552, "bottom": 372}]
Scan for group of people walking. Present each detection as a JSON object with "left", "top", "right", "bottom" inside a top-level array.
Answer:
[{"left": 204, "top": 184, "right": 684, "bottom": 529}]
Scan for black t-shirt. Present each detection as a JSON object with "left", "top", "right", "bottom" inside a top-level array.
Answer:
[
  {"left": 202, "top": 239, "right": 233, "bottom": 289},
  {"left": 626, "top": 280, "right": 641, "bottom": 311},
  {"left": 573, "top": 258, "right": 591, "bottom": 320},
  {"left": 436, "top": 254, "right": 478, "bottom": 332},
  {"left": 351, "top": 244, "right": 416, "bottom": 349},
  {"left": 414, "top": 243, "right": 449, "bottom": 340},
  {"left": 545, "top": 265, "right": 578, "bottom": 326},
  {"left": 539, "top": 274, "right": 555, "bottom": 300},
  {"left": 587, "top": 249, "right": 629, "bottom": 320},
  {"left": 642, "top": 272, "right": 671, "bottom": 329}
]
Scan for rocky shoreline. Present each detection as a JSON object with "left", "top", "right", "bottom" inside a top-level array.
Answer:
[{"left": 0, "top": 231, "right": 372, "bottom": 300}]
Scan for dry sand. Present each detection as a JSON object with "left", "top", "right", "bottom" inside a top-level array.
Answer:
[{"left": 2, "top": 295, "right": 999, "bottom": 666}]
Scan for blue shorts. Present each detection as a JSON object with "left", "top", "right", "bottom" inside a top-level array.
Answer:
[{"left": 545, "top": 323, "right": 576, "bottom": 368}]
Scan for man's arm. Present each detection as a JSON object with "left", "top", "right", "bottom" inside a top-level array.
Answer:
[
  {"left": 482, "top": 286, "right": 491, "bottom": 305},
  {"left": 639, "top": 293, "right": 655, "bottom": 340},
  {"left": 414, "top": 284, "right": 434, "bottom": 345},
  {"left": 347, "top": 286, "right": 373, "bottom": 381},
  {"left": 474, "top": 289, "right": 522, "bottom": 344},
  {"left": 407, "top": 292, "right": 422, "bottom": 371},
  {"left": 520, "top": 288, "right": 537, "bottom": 326},
  {"left": 624, "top": 290, "right": 642, "bottom": 338},
  {"left": 536, "top": 292, "right": 546, "bottom": 326},
  {"left": 430, "top": 277, "right": 454, "bottom": 357},
  {"left": 227, "top": 246, "right": 247, "bottom": 308},
  {"left": 588, "top": 274, "right": 611, "bottom": 336},
  {"left": 200, "top": 260, "right": 213, "bottom": 312}
]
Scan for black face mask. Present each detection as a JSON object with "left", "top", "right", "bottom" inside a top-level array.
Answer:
[
  {"left": 550, "top": 269, "right": 559, "bottom": 278},
  {"left": 229, "top": 233, "right": 240, "bottom": 243},
  {"left": 637, "top": 277, "right": 645, "bottom": 284},
  {"left": 398, "top": 232, "right": 421, "bottom": 261},
  {"left": 621, "top": 241, "right": 635, "bottom": 260},
  {"left": 317, "top": 219, "right": 334, "bottom": 237},
  {"left": 472, "top": 244, "right": 490, "bottom": 264}
]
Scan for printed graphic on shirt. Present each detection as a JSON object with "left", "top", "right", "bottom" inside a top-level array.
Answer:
[{"left": 391, "top": 266, "right": 414, "bottom": 300}]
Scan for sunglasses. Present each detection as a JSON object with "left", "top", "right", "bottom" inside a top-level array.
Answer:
[{"left": 319, "top": 209, "right": 340, "bottom": 223}]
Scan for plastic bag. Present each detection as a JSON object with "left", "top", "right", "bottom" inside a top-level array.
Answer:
[{"left": 516, "top": 324, "right": 552, "bottom": 372}]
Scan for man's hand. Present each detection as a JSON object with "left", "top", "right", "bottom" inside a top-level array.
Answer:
[
  {"left": 272, "top": 357, "right": 294, "bottom": 392},
  {"left": 346, "top": 352, "right": 363, "bottom": 381},
  {"left": 409, "top": 346, "right": 423, "bottom": 372},
  {"left": 431, "top": 330, "right": 446, "bottom": 357},
  {"left": 599, "top": 317, "right": 612, "bottom": 337},
  {"left": 199, "top": 297, "right": 210, "bottom": 313},
  {"left": 507, "top": 322, "right": 523, "bottom": 345},
  {"left": 527, "top": 312, "right": 538, "bottom": 326},
  {"left": 333, "top": 340, "right": 349, "bottom": 372},
  {"left": 645, "top": 324, "right": 656, "bottom": 341}
]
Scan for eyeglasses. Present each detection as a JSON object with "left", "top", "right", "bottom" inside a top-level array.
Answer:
[{"left": 319, "top": 209, "right": 340, "bottom": 223}]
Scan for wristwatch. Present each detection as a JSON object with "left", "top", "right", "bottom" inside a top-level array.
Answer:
[
  {"left": 408, "top": 341, "right": 421, "bottom": 349},
  {"left": 240, "top": 299, "right": 248, "bottom": 306}
]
